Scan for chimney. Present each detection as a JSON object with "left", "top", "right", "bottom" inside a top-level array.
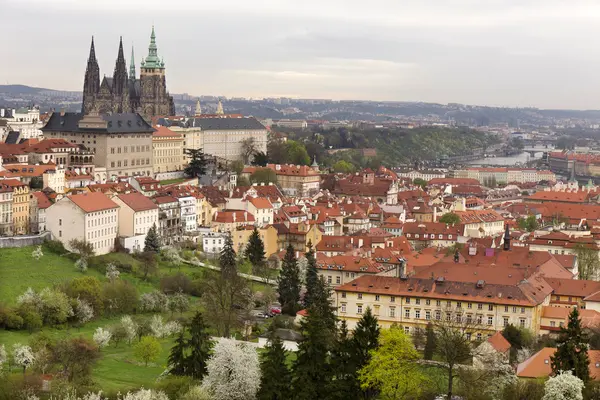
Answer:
[{"left": 503, "top": 224, "right": 511, "bottom": 251}]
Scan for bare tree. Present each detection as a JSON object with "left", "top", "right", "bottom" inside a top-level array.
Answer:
[
  {"left": 240, "top": 137, "right": 257, "bottom": 164},
  {"left": 575, "top": 244, "right": 600, "bottom": 280}
]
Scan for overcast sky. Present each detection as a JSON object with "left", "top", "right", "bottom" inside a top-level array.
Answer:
[{"left": 4, "top": 0, "right": 600, "bottom": 109}]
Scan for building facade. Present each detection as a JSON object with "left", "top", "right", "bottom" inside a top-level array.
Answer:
[{"left": 152, "top": 126, "right": 184, "bottom": 174}]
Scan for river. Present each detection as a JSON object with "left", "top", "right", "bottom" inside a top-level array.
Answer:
[{"left": 467, "top": 152, "right": 542, "bottom": 166}]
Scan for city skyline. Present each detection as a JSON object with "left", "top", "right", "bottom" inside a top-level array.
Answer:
[{"left": 5, "top": 0, "right": 600, "bottom": 109}]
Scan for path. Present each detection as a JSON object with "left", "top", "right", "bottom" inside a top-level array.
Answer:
[{"left": 181, "top": 258, "right": 277, "bottom": 286}]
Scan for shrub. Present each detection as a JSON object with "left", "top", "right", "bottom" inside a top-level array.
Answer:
[
  {"left": 140, "top": 291, "right": 169, "bottom": 313},
  {"left": 102, "top": 280, "right": 139, "bottom": 315},
  {"left": 160, "top": 273, "right": 193, "bottom": 295},
  {"left": 5, "top": 311, "right": 24, "bottom": 330},
  {"left": 64, "top": 276, "right": 104, "bottom": 316},
  {"left": 43, "top": 239, "right": 66, "bottom": 255},
  {"left": 20, "top": 310, "right": 43, "bottom": 333},
  {"left": 154, "top": 376, "right": 195, "bottom": 400}
]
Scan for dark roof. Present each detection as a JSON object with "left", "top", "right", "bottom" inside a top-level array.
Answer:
[
  {"left": 42, "top": 112, "right": 154, "bottom": 134},
  {"left": 185, "top": 117, "right": 266, "bottom": 130},
  {"left": 4, "top": 131, "right": 21, "bottom": 144}
]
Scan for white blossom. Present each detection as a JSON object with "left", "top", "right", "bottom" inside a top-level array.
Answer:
[
  {"left": 121, "top": 315, "right": 138, "bottom": 344},
  {"left": 93, "top": 327, "right": 112, "bottom": 348},
  {"left": 0, "top": 344, "right": 6, "bottom": 368},
  {"left": 75, "top": 258, "right": 88, "bottom": 272},
  {"left": 140, "top": 291, "right": 169, "bottom": 313},
  {"left": 12, "top": 344, "right": 35, "bottom": 371},
  {"left": 120, "top": 388, "right": 169, "bottom": 400},
  {"left": 31, "top": 246, "right": 44, "bottom": 260},
  {"left": 474, "top": 347, "right": 517, "bottom": 400},
  {"left": 17, "top": 287, "right": 41, "bottom": 309},
  {"left": 543, "top": 370, "right": 584, "bottom": 400},
  {"left": 150, "top": 315, "right": 166, "bottom": 338},
  {"left": 202, "top": 338, "right": 261, "bottom": 400},
  {"left": 105, "top": 263, "right": 120, "bottom": 282},
  {"left": 516, "top": 348, "right": 532, "bottom": 364},
  {"left": 75, "top": 298, "right": 94, "bottom": 324},
  {"left": 180, "top": 386, "right": 212, "bottom": 400}
]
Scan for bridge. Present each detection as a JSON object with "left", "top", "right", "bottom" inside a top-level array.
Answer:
[{"left": 522, "top": 145, "right": 555, "bottom": 158}]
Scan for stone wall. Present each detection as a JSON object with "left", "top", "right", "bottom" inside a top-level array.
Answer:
[{"left": 0, "top": 232, "right": 52, "bottom": 248}]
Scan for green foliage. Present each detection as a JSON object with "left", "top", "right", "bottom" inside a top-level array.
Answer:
[
  {"left": 184, "top": 148, "right": 207, "bottom": 178},
  {"left": 332, "top": 160, "right": 354, "bottom": 173},
  {"left": 43, "top": 239, "right": 67, "bottom": 255},
  {"left": 250, "top": 168, "right": 277, "bottom": 185},
  {"left": 551, "top": 307, "right": 591, "bottom": 382},
  {"left": 53, "top": 336, "right": 100, "bottom": 382},
  {"left": 245, "top": 227, "right": 266, "bottom": 274},
  {"left": 352, "top": 306, "right": 380, "bottom": 371},
  {"left": 277, "top": 245, "right": 301, "bottom": 315},
  {"left": 101, "top": 280, "right": 139, "bottom": 315},
  {"left": 439, "top": 213, "right": 461, "bottom": 225},
  {"left": 286, "top": 140, "right": 311, "bottom": 165},
  {"left": 252, "top": 151, "right": 269, "bottom": 167},
  {"left": 257, "top": 334, "right": 293, "bottom": 400},
  {"left": 359, "top": 326, "right": 428, "bottom": 399},
  {"left": 424, "top": 322, "right": 436, "bottom": 360},
  {"left": 502, "top": 324, "right": 534, "bottom": 362},
  {"left": 413, "top": 177, "right": 428, "bottom": 188},
  {"left": 144, "top": 223, "right": 161, "bottom": 253},
  {"left": 303, "top": 243, "right": 318, "bottom": 308},
  {"left": 327, "top": 321, "right": 358, "bottom": 399},
  {"left": 138, "top": 251, "right": 159, "bottom": 280},
  {"left": 169, "top": 312, "right": 213, "bottom": 379},
  {"left": 134, "top": 336, "right": 162, "bottom": 366},
  {"left": 64, "top": 276, "right": 104, "bottom": 316},
  {"left": 236, "top": 175, "right": 250, "bottom": 187},
  {"left": 219, "top": 235, "right": 237, "bottom": 280},
  {"left": 556, "top": 136, "right": 577, "bottom": 151},
  {"left": 230, "top": 160, "right": 245, "bottom": 175},
  {"left": 575, "top": 244, "right": 600, "bottom": 281},
  {"left": 517, "top": 215, "right": 539, "bottom": 232},
  {"left": 68, "top": 239, "right": 95, "bottom": 259}
]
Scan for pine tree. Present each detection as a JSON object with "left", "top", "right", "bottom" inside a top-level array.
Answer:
[
  {"left": 168, "top": 330, "right": 188, "bottom": 375},
  {"left": 551, "top": 307, "right": 590, "bottom": 382},
  {"left": 184, "top": 148, "right": 207, "bottom": 179},
  {"left": 144, "top": 223, "right": 160, "bottom": 253},
  {"left": 257, "top": 333, "right": 292, "bottom": 400},
  {"left": 424, "top": 322, "right": 436, "bottom": 361},
  {"left": 327, "top": 320, "right": 359, "bottom": 400},
  {"left": 277, "top": 244, "right": 301, "bottom": 315},
  {"left": 219, "top": 234, "right": 238, "bottom": 279},
  {"left": 245, "top": 227, "right": 266, "bottom": 270},
  {"left": 303, "top": 241, "right": 318, "bottom": 308},
  {"left": 293, "top": 275, "right": 337, "bottom": 400},
  {"left": 186, "top": 312, "right": 213, "bottom": 379},
  {"left": 351, "top": 306, "right": 380, "bottom": 399}
]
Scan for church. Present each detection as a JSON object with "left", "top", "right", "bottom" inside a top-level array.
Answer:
[{"left": 81, "top": 27, "right": 175, "bottom": 117}]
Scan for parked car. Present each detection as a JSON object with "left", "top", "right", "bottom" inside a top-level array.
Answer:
[{"left": 270, "top": 307, "right": 282, "bottom": 315}]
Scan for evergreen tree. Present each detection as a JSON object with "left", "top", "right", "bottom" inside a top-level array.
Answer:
[
  {"left": 327, "top": 320, "right": 359, "bottom": 400},
  {"left": 184, "top": 148, "right": 207, "bottom": 179},
  {"left": 257, "top": 333, "right": 292, "bottom": 400},
  {"left": 351, "top": 306, "right": 380, "bottom": 399},
  {"left": 245, "top": 227, "right": 266, "bottom": 269},
  {"left": 303, "top": 241, "right": 318, "bottom": 308},
  {"left": 423, "top": 322, "right": 436, "bottom": 360},
  {"left": 143, "top": 223, "right": 160, "bottom": 253},
  {"left": 292, "top": 275, "right": 337, "bottom": 400},
  {"left": 186, "top": 312, "right": 213, "bottom": 379},
  {"left": 277, "top": 244, "right": 301, "bottom": 315},
  {"left": 168, "top": 330, "right": 188, "bottom": 376},
  {"left": 551, "top": 307, "right": 590, "bottom": 382},
  {"left": 219, "top": 234, "right": 237, "bottom": 279}
]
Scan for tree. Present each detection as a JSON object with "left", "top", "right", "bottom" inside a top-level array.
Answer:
[
  {"left": 250, "top": 168, "right": 277, "bottom": 185},
  {"left": 245, "top": 227, "right": 267, "bottom": 278},
  {"left": 184, "top": 148, "right": 207, "bottom": 178},
  {"left": 139, "top": 251, "right": 159, "bottom": 280},
  {"left": 551, "top": 307, "right": 591, "bottom": 383},
  {"left": 219, "top": 234, "right": 237, "bottom": 279},
  {"left": 257, "top": 333, "right": 292, "bottom": 400},
  {"left": 252, "top": 151, "right": 269, "bottom": 167},
  {"left": 168, "top": 330, "right": 188, "bottom": 376},
  {"left": 69, "top": 238, "right": 95, "bottom": 259},
  {"left": 144, "top": 223, "right": 161, "bottom": 253},
  {"left": 185, "top": 312, "right": 213, "bottom": 379},
  {"left": 267, "top": 138, "right": 288, "bottom": 164},
  {"left": 424, "top": 322, "right": 436, "bottom": 360},
  {"left": 31, "top": 245, "right": 43, "bottom": 260},
  {"left": 65, "top": 276, "right": 104, "bottom": 316},
  {"left": 236, "top": 176, "right": 250, "bottom": 187},
  {"left": 352, "top": 306, "right": 380, "bottom": 373},
  {"left": 12, "top": 344, "right": 35, "bottom": 374},
  {"left": 286, "top": 140, "right": 310, "bottom": 165},
  {"left": 240, "top": 137, "right": 257, "bottom": 164},
  {"left": 502, "top": 324, "right": 533, "bottom": 363},
  {"left": 202, "top": 338, "right": 261, "bottom": 400},
  {"left": 230, "top": 159, "right": 245, "bottom": 175},
  {"left": 277, "top": 244, "right": 301, "bottom": 315},
  {"left": 106, "top": 263, "right": 121, "bottom": 282},
  {"left": 358, "top": 326, "right": 428, "bottom": 400},
  {"left": 543, "top": 370, "right": 584, "bottom": 400},
  {"left": 303, "top": 242, "right": 318, "bottom": 308},
  {"left": 134, "top": 336, "right": 162, "bottom": 367},
  {"left": 333, "top": 160, "right": 354, "bottom": 173},
  {"left": 556, "top": 136, "right": 576, "bottom": 151},
  {"left": 439, "top": 212, "right": 461, "bottom": 225},
  {"left": 575, "top": 244, "right": 600, "bottom": 280},
  {"left": 327, "top": 320, "right": 359, "bottom": 400},
  {"left": 93, "top": 327, "right": 112, "bottom": 348},
  {"left": 517, "top": 215, "right": 539, "bottom": 232},
  {"left": 433, "top": 309, "right": 478, "bottom": 399},
  {"left": 413, "top": 177, "right": 428, "bottom": 188},
  {"left": 52, "top": 337, "right": 100, "bottom": 382}
]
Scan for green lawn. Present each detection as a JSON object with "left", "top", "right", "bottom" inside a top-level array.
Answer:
[{"left": 159, "top": 178, "right": 190, "bottom": 186}]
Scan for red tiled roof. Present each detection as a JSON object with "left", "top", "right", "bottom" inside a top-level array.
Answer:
[
  {"left": 517, "top": 348, "right": 600, "bottom": 380},
  {"left": 116, "top": 192, "right": 158, "bottom": 212},
  {"left": 527, "top": 190, "right": 591, "bottom": 204},
  {"left": 152, "top": 125, "right": 182, "bottom": 138},
  {"left": 248, "top": 196, "right": 273, "bottom": 209},
  {"left": 455, "top": 210, "right": 504, "bottom": 224},
  {"left": 213, "top": 209, "right": 255, "bottom": 223},
  {"left": 487, "top": 332, "right": 511, "bottom": 353},
  {"left": 32, "top": 191, "right": 51, "bottom": 209},
  {"left": 67, "top": 192, "right": 119, "bottom": 213}
]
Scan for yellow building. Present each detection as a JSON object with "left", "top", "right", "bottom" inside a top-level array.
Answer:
[
  {"left": 232, "top": 225, "right": 279, "bottom": 257},
  {"left": 274, "top": 220, "right": 322, "bottom": 252},
  {"left": 152, "top": 126, "right": 185, "bottom": 174},
  {"left": 4, "top": 179, "right": 30, "bottom": 235},
  {"left": 334, "top": 275, "right": 551, "bottom": 338}
]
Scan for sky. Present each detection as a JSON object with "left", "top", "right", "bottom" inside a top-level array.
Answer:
[{"left": 4, "top": 0, "right": 600, "bottom": 109}]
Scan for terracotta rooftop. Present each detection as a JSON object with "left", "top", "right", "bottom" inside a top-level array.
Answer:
[
  {"left": 152, "top": 125, "right": 182, "bottom": 138},
  {"left": 486, "top": 332, "right": 511, "bottom": 353},
  {"left": 116, "top": 192, "right": 159, "bottom": 212},
  {"left": 31, "top": 191, "right": 51, "bottom": 209},
  {"left": 67, "top": 192, "right": 119, "bottom": 213},
  {"left": 517, "top": 348, "right": 600, "bottom": 380},
  {"left": 248, "top": 196, "right": 273, "bottom": 209}
]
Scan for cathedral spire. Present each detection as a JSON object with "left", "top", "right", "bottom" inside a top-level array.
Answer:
[
  {"left": 112, "top": 36, "right": 129, "bottom": 109},
  {"left": 195, "top": 98, "right": 202, "bottom": 116},
  {"left": 143, "top": 25, "right": 163, "bottom": 69},
  {"left": 129, "top": 46, "right": 136, "bottom": 80},
  {"left": 82, "top": 36, "right": 100, "bottom": 114},
  {"left": 216, "top": 99, "right": 224, "bottom": 115},
  {"left": 88, "top": 36, "right": 97, "bottom": 63}
]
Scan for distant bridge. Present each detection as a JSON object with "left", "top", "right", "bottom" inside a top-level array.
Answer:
[{"left": 522, "top": 145, "right": 555, "bottom": 157}]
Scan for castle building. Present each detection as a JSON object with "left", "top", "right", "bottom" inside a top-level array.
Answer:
[{"left": 82, "top": 27, "right": 175, "bottom": 118}]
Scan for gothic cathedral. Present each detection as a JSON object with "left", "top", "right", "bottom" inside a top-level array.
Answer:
[{"left": 81, "top": 27, "right": 175, "bottom": 117}]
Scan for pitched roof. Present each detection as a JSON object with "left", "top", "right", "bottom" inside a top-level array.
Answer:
[
  {"left": 42, "top": 112, "right": 154, "bottom": 134},
  {"left": 152, "top": 125, "right": 182, "bottom": 138},
  {"left": 67, "top": 192, "right": 119, "bottom": 213},
  {"left": 455, "top": 209, "right": 504, "bottom": 223},
  {"left": 185, "top": 117, "right": 266, "bottom": 130},
  {"left": 545, "top": 278, "right": 600, "bottom": 298},
  {"left": 31, "top": 191, "right": 51, "bottom": 209},
  {"left": 248, "top": 196, "right": 273, "bottom": 209},
  {"left": 487, "top": 332, "right": 511, "bottom": 353},
  {"left": 213, "top": 209, "right": 255, "bottom": 223},
  {"left": 116, "top": 192, "right": 159, "bottom": 212},
  {"left": 517, "top": 348, "right": 600, "bottom": 380}
]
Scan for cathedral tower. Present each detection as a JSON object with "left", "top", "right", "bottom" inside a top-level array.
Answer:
[
  {"left": 112, "top": 37, "right": 130, "bottom": 113},
  {"left": 139, "top": 26, "right": 175, "bottom": 117},
  {"left": 82, "top": 37, "right": 100, "bottom": 114}
]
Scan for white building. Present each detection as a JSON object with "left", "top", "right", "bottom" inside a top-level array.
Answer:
[
  {"left": 202, "top": 231, "right": 228, "bottom": 256},
  {"left": 46, "top": 192, "right": 119, "bottom": 255},
  {"left": 178, "top": 196, "right": 197, "bottom": 232},
  {"left": 113, "top": 193, "right": 160, "bottom": 252},
  {"left": 43, "top": 167, "right": 66, "bottom": 194}
]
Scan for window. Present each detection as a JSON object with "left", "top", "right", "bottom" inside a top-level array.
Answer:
[
  {"left": 467, "top": 314, "right": 472, "bottom": 323},
  {"left": 415, "top": 310, "right": 421, "bottom": 319},
  {"left": 477, "top": 333, "right": 482, "bottom": 341},
  {"left": 521, "top": 307, "right": 525, "bottom": 313},
  {"left": 59, "top": 219, "right": 62, "bottom": 226},
  {"left": 59, "top": 230, "right": 62, "bottom": 237},
  {"left": 111, "top": 162, "right": 115, "bottom": 168},
  {"left": 504, "top": 306, "right": 509, "bottom": 312},
  {"left": 415, "top": 234, "right": 419, "bottom": 238},
  {"left": 446, "top": 312, "right": 451, "bottom": 321},
  {"left": 439, "top": 234, "right": 443, "bottom": 239},
  {"left": 456, "top": 302, "right": 462, "bottom": 309},
  {"left": 488, "top": 304, "right": 494, "bottom": 311},
  {"left": 375, "top": 295, "right": 380, "bottom": 301},
  {"left": 503, "top": 317, "right": 509, "bottom": 327},
  {"left": 446, "top": 300, "right": 452, "bottom": 308},
  {"left": 487, "top": 316, "right": 493, "bottom": 325},
  {"left": 550, "top": 321, "right": 556, "bottom": 327},
  {"left": 449, "top": 235, "right": 453, "bottom": 239},
  {"left": 357, "top": 305, "right": 363, "bottom": 314},
  {"left": 436, "top": 300, "right": 441, "bottom": 307},
  {"left": 390, "top": 307, "right": 396, "bottom": 318},
  {"left": 406, "top": 297, "right": 411, "bottom": 304},
  {"left": 478, "top": 303, "right": 483, "bottom": 310},
  {"left": 426, "top": 310, "right": 431, "bottom": 320},
  {"left": 519, "top": 318, "right": 526, "bottom": 328},
  {"left": 468, "top": 303, "right": 472, "bottom": 309},
  {"left": 426, "top": 299, "right": 431, "bottom": 306},
  {"left": 357, "top": 293, "right": 362, "bottom": 299},
  {"left": 435, "top": 310, "right": 441, "bottom": 320},
  {"left": 512, "top": 306, "right": 517, "bottom": 313},
  {"left": 336, "top": 276, "right": 341, "bottom": 285},
  {"left": 405, "top": 309, "right": 410, "bottom": 318},
  {"left": 341, "top": 303, "right": 346, "bottom": 313},
  {"left": 477, "top": 315, "right": 483, "bottom": 324},
  {"left": 404, "top": 326, "right": 410, "bottom": 334},
  {"left": 466, "top": 332, "right": 472, "bottom": 341},
  {"left": 390, "top": 296, "right": 396, "bottom": 303},
  {"left": 327, "top": 276, "right": 332, "bottom": 284},
  {"left": 415, "top": 298, "right": 420, "bottom": 305}
]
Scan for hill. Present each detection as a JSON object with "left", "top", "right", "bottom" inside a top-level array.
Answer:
[{"left": 0, "top": 84, "right": 52, "bottom": 94}]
